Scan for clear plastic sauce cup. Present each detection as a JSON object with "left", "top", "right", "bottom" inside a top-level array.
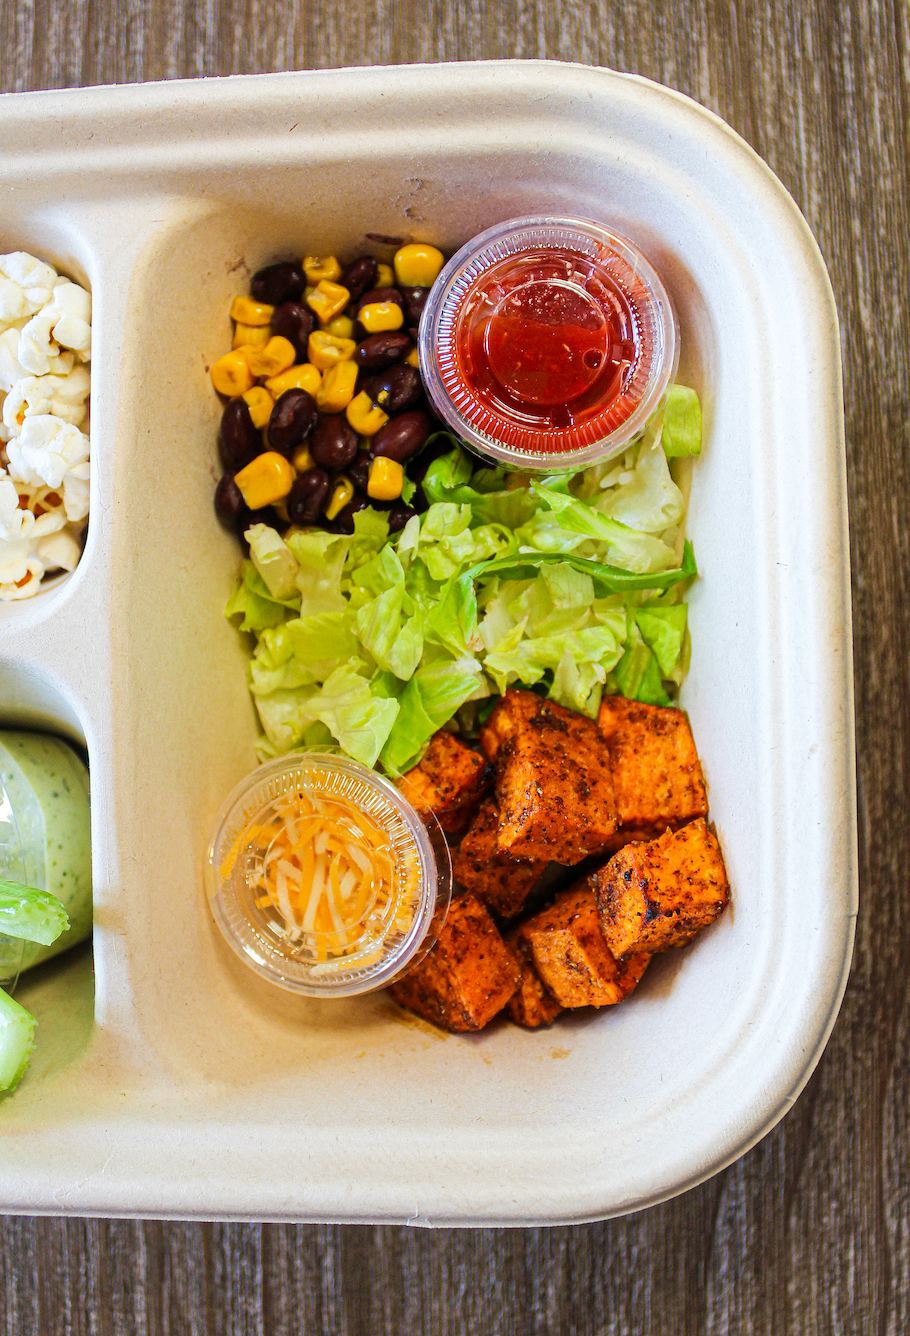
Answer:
[
  {"left": 205, "top": 754, "right": 451, "bottom": 998},
  {"left": 420, "top": 216, "right": 679, "bottom": 472}
]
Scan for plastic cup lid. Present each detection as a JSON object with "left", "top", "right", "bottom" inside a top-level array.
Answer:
[{"left": 419, "top": 216, "right": 679, "bottom": 471}]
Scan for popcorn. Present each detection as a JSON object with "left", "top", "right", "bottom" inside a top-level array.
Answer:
[
  {"left": 0, "top": 475, "right": 35, "bottom": 542},
  {"left": 0, "top": 252, "right": 91, "bottom": 597},
  {"left": 17, "top": 307, "right": 77, "bottom": 377},
  {"left": 0, "top": 253, "right": 57, "bottom": 326},
  {"left": 0, "top": 366, "right": 91, "bottom": 441},
  {"left": 6, "top": 416, "right": 90, "bottom": 522},
  {"left": 35, "top": 526, "right": 82, "bottom": 573},
  {"left": 0, "top": 327, "right": 31, "bottom": 392}
]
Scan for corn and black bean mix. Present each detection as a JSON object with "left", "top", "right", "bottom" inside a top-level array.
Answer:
[{"left": 211, "top": 243, "right": 446, "bottom": 540}]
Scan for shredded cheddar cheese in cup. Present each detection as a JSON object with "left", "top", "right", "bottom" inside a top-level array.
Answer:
[{"left": 206, "top": 754, "right": 449, "bottom": 996}]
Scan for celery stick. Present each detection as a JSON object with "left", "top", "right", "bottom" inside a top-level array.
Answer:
[
  {"left": 0, "top": 987, "right": 36, "bottom": 1091},
  {"left": 0, "top": 878, "right": 70, "bottom": 945}
]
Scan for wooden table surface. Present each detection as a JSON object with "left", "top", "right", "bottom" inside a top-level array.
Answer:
[{"left": 0, "top": 1, "right": 907, "bottom": 1332}]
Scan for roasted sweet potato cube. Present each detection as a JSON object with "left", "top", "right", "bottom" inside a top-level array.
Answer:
[
  {"left": 598, "top": 695, "right": 708, "bottom": 830},
  {"left": 452, "top": 799, "right": 547, "bottom": 920},
  {"left": 481, "top": 689, "right": 619, "bottom": 865},
  {"left": 517, "top": 882, "right": 650, "bottom": 1008},
  {"left": 504, "top": 931, "right": 563, "bottom": 1028},
  {"left": 479, "top": 687, "right": 541, "bottom": 763},
  {"left": 399, "top": 730, "right": 491, "bottom": 833},
  {"left": 389, "top": 892, "right": 520, "bottom": 1032},
  {"left": 593, "top": 817, "right": 729, "bottom": 957}
]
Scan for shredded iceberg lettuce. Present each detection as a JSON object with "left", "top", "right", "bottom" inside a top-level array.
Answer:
[{"left": 227, "top": 390, "right": 701, "bottom": 773}]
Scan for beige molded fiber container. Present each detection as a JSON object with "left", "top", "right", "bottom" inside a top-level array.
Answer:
[{"left": 0, "top": 62, "right": 855, "bottom": 1225}]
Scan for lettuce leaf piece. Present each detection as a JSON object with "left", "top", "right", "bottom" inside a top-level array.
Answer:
[
  {"left": 613, "top": 625, "right": 672, "bottom": 706},
  {"left": 421, "top": 446, "right": 539, "bottom": 529},
  {"left": 381, "top": 656, "right": 489, "bottom": 774},
  {"left": 635, "top": 604, "right": 688, "bottom": 677},
  {"left": 298, "top": 664, "right": 399, "bottom": 768},
  {"left": 485, "top": 625, "right": 623, "bottom": 696},
  {"left": 225, "top": 561, "right": 296, "bottom": 633},
  {"left": 286, "top": 611, "right": 360, "bottom": 680},
  {"left": 550, "top": 648, "right": 606, "bottom": 717},
  {"left": 285, "top": 529, "right": 350, "bottom": 615},
  {"left": 245, "top": 524, "right": 301, "bottom": 601},
  {"left": 529, "top": 481, "right": 678, "bottom": 572},
  {"left": 254, "top": 685, "right": 321, "bottom": 755},
  {"left": 0, "top": 879, "right": 69, "bottom": 945},
  {"left": 662, "top": 385, "right": 702, "bottom": 458},
  {"left": 595, "top": 432, "right": 685, "bottom": 534}
]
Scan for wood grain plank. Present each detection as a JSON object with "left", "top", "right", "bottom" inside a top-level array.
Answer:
[{"left": 1, "top": 1, "right": 909, "bottom": 1333}]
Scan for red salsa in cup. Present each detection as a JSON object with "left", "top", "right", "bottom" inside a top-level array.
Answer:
[{"left": 420, "top": 218, "right": 678, "bottom": 471}]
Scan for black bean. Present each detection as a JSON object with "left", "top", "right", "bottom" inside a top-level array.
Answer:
[
  {"left": 324, "top": 495, "right": 371, "bottom": 535},
  {"left": 215, "top": 473, "right": 246, "bottom": 523},
  {"left": 287, "top": 468, "right": 332, "bottom": 525},
  {"left": 363, "top": 364, "right": 423, "bottom": 415},
  {"left": 347, "top": 454, "right": 372, "bottom": 493},
  {"left": 370, "top": 409, "right": 432, "bottom": 463},
  {"left": 399, "top": 286, "right": 431, "bottom": 325},
  {"left": 354, "top": 332, "right": 412, "bottom": 369},
  {"left": 271, "top": 302, "right": 315, "bottom": 362},
  {"left": 251, "top": 261, "right": 306, "bottom": 305},
  {"left": 219, "top": 399, "right": 262, "bottom": 471},
  {"left": 340, "top": 256, "right": 378, "bottom": 303},
  {"left": 354, "top": 286, "right": 404, "bottom": 314},
  {"left": 388, "top": 503, "right": 418, "bottom": 532},
  {"left": 310, "top": 415, "right": 358, "bottom": 471},
  {"left": 268, "top": 389, "right": 318, "bottom": 454}
]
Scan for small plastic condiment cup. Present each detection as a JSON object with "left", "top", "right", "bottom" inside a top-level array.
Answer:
[
  {"left": 205, "top": 753, "right": 452, "bottom": 998},
  {"left": 419, "top": 215, "right": 679, "bottom": 472}
]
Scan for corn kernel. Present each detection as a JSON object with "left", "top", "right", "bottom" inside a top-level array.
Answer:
[
  {"left": 316, "top": 360, "right": 359, "bottom": 413},
  {"left": 404, "top": 345, "right": 419, "bottom": 368},
  {"left": 242, "top": 386, "right": 275, "bottom": 429},
  {"left": 367, "top": 456, "right": 404, "bottom": 501},
  {"left": 303, "top": 255, "right": 343, "bottom": 284},
  {"left": 211, "top": 349, "right": 255, "bottom": 397},
  {"left": 308, "top": 331, "right": 357, "bottom": 370},
  {"left": 292, "top": 445, "right": 314, "bottom": 473},
  {"left": 266, "top": 363, "right": 322, "bottom": 398},
  {"left": 245, "top": 336, "right": 297, "bottom": 379},
  {"left": 346, "top": 391, "right": 389, "bottom": 437},
  {"left": 230, "top": 295, "right": 275, "bottom": 326},
  {"left": 232, "top": 322, "right": 271, "bottom": 351},
  {"left": 325, "top": 476, "right": 354, "bottom": 520},
  {"left": 307, "top": 279, "right": 351, "bottom": 326},
  {"left": 394, "top": 243, "right": 444, "bottom": 288},
  {"left": 358, "top": 301, "right": 404, "bottom": 334},
  {"left": 326, "top": 314, "right": 355, "bottom": 339},
  {"left": 234, "top": 451, "right": 295, "bottom": 509},
  {"left": 376, "top": 263, "right": 395, "bottom": 288}
]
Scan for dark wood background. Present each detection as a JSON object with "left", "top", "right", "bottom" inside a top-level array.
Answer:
[{"left": 0, "top": 1, "right": 907, "bottom": 1332}]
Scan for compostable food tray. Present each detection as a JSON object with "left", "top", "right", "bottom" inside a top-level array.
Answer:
[{"left": 0, "top": 61, "right": 855, "bottom": 1225}]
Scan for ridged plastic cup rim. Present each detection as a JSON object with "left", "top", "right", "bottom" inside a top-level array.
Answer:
[
  {"left": 419, "top": 215, "right": 680, "bottom": 472},
  {"left": 205, "top": 753, "right": 448, "bottom": 998}
]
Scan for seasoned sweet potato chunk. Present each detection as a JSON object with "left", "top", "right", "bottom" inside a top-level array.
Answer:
[
  {"left": 505, "top": 930, "right": 563, "bottom": 1028},
  {"left": 452, "top": 799, "right": 547, "bottom": 920},
  {"left": 598, "top": 695, "right": 708, "bottom": 830},
  {"left": 389, "top": 891, "right": 520, "bottom": 1032},
  {"left": 480, "top": 689, "right": 619, "bottom": 865},
  {"left": 593, "top": 817, "right": 728, "bottom": 957},
  {"left": 516, "top": 882, "right": 650, "bottom": 1008},
  {"left": 399, "top": 730, "right": 491, "bottom": 834}
]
